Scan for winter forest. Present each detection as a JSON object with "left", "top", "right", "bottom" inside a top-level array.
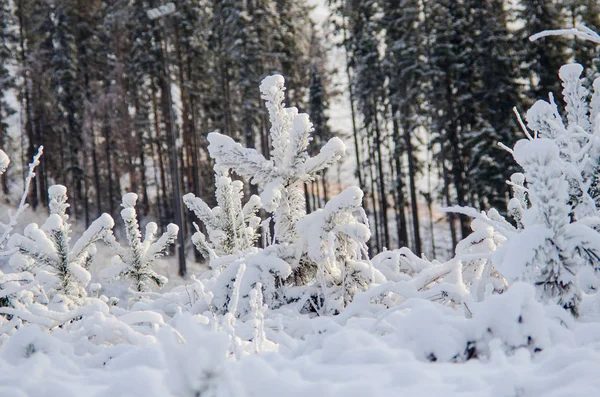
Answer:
[{"left": 3, "top": 0, "right": 600, "bottom": 395}]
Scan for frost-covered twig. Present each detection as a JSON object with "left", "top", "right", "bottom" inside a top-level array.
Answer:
[{"left": 530, "top": 24, "right": 600, "bottom": 45}]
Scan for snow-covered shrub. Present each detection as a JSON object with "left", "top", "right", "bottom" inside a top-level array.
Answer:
[
  {"left": 182, "top": 166, "right": 290, "bottom": 316},
  {"left": 183, "top": 170, "right": 261, "bottom": 260},
  {"left": 454, "top": 216, "right": 508, "bottom": 302},
  {"left": 296, "top": 186, "right": 377, "bottom": 314},
  {"left": 7, "top": 185, "right": 114, "bottom": 302},
  {"left": 102, "top": 193, "right": 177, "bottom": 293},
  {"left": 498, "top": 64, "right": 600, "bottom": 313},
  {"left": 207, "top": 75, "right": 345, "bottom": 247},
  {"left": 131, "top": 275, "right": 213, "bottom": 317},
  {"left": 369, "top": 207, "right": 508, "bottom": 308},
  {"left": 0, "top": 270, "right": 34, "bottom": 309},
  {"left": 447, "top": 63, "right": 600, "bottom": 315},
  {"left": 207, "top": 247, "right": 292, "bottom": 316},
  {"left": 191, "top": 75, "right": 377, "bottom": 315}
]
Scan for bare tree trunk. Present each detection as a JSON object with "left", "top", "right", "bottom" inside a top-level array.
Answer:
[
  {"left": 372, "top": 98, "right": 390, "bottom": 249},
  {"left": 391, "top": 107, "right": 409, "bottom": 248},
  {"left": 425, "top": 130, "right": 436, "bottom": 257},
  {"left": 440, "top": 148, "right": 457, "bottom": 249},
  {"left": 367, "top": 136, "right": 381, "bottom": 252},
  {"left": 152, "top": 87, "right": 168, "bottom": 226},
  {"left": 401, "top": 107, "right": 422, "bottom": 254},
  {"left": 91, "top": 127, "right": 101, "bottom": 218},
  {"left": 103, "top": 115, "right": 115, "bottom": 216}
]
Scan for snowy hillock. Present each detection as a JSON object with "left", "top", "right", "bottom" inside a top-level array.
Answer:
[{"left": 2, "top": 66, "right": 600, "bottom": 396}]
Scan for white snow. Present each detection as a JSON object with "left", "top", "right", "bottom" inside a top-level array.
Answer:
[
  {"left": 559, "top": 63, "right": 584, "bottom": 82},
  {"left": 259, "top": 74, "right": 286, "bottom": 98},
  {"left": 122, "top": 193, "right": 139, "bottom": 208},
  {"left": 42, "top": 214, "right": 63, "bottom": 232},
  {"left": 48, "top": 185, "right": 68, "bottom": 199}
]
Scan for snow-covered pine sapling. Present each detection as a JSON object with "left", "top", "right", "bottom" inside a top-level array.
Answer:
[
  {"left": 450, "top": 62, "right": 600, "bottom": 315},
  {"left": 448, "top": 63, "right": 600, "bottom": 314},
  {"left": 296, "top": 187, "right": 375, "bottom": 313},
  {"left": 7, "top": 185, "right": 114, "bottom": 299},
  {"left": 523, "top": 64, "right": 600, "bottom": 220},
  {"left": 0, "top": 147, "right": 43, "bottom": 251},
  {"left": 103, "top": 193, "right": 177, "bottom": 293},
  {"left": 454, "top": 216, "right": 508, "bottom": 302},
  {"left": 183, "top": 170, "right": 261, "bottom": 260},
  {"left": 207, "top": 75, "right": 345, "bottom": 247}
]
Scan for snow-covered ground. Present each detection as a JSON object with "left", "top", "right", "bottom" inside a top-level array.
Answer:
[{"left": 2, "top": 283, "right": 600, "bottom": 397}]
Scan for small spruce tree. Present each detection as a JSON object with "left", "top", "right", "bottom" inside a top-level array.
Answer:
[
  {"left": 102, "top": 193, "right": 177, "bottom": 293},
  {"left": 207, "top": 75, "right": 346, "bottom": 247},
  {"left": 8, "top": 185, "right": 114, "bottom": 300},
  {"left": 183, "top": 170, "right": 261, "bottom": 260}
]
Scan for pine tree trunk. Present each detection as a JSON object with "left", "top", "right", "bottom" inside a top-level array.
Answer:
[
  {"left": 402, "top": 106, "right": 422, "bottom": 254},
  {"left": 367, "top": 137, "right": 381, "bottom": 252},
  {"left": 321, "top": 170, "right": 328, "bottom": 203},
  {"left": 343, "top": 15, "right": 364, "bottom": 191},
  {"left": 440, "top": 149, "right": 458, "bottom": 248},
  {"left": 372, "top": 98, "right": 390, "bottom": 249},
  {"left": 391, "top": 113, "right": 409, "bottom": 248},
  {"left": 18, "top": 0, "right": 38, "bottom": 208},
  {"left": 152, "top": 87, "right": 168, "bottom": 225},
  {"left": 446, "top": 81, "right": 471, "bottom": 239},
  {"left": 189, "top": 90, "right": 201, "bottom": 196},
  {"left": 103, "top": 115, "right": 115, "bottom": 216},
  {"left": 91, "top": 127, "right": 101, "bottom": 218},
  {"left": 174, "top": 22, "right": 195, "bottom": 198}
]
